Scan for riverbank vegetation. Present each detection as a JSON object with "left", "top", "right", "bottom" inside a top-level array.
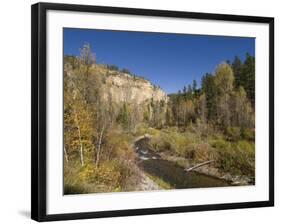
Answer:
[
  {"left": 137, "top": 125, "right": 254, "bottom": 177},
  {"left": 64, "top": 43, "right": 255, "bottom": 194}
]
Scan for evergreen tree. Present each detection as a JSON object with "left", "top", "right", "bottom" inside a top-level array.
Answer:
[
  {"left": 187, "top": 84, "right": 193, "bottom": 99},
  {"left": 192, "top": 80, "right": 197, "bottom": 93},
  {"left": 232, "top": 56, "right": 243, "bottom": 88},
  {"left": 183, "top": 86, "right": 187, "bottom": 100},
  {"left": 201, "top": 73, "right": 216, "bottom": 121},
  {"left": 242, "top": 53, "right": 255, "bottom": 106}
]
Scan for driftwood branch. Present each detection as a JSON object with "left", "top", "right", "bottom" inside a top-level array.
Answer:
[{"left": 185, "top": 160, "right": 214, "bottom": 172}]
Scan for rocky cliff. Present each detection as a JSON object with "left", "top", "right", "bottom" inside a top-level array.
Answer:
[{"left": 92, "top": 64, "right": 168, "bottom": 104}]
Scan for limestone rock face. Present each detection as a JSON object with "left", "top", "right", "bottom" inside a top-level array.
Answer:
[
  {"left": 105, "top": 74, "right": 167, "bottom": 104},
  {"left": 65, "top": 63, "right": 168, "bottom": 104},
  {"left": 92, "top": 65, "right": 168, "bottom": 104}
]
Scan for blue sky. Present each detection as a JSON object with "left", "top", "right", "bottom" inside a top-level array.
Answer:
[{"left": 64, "top": 28, "right": 255, "bottom": 94}]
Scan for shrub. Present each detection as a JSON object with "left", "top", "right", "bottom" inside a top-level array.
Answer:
[
  {"left": 226, "top": 127, "right": 241, "bottom": 141},
  {"left": 211, "top": 139, "right": 237, "bottom": 174},
  {"left": 135, "top": 124, "right": 160, "bottom": 137},
  {"left": 79, "top": 163, "right": 121, "bottom": 191},
  {"left": 121, "top": 68, "right": 132, "bottom": 74},
  {"left": 149, "top": 129, "right": 199, "bottom": 158},
  {"left": 107, "top": 64, "right": 119, "bottom": 71},
  {"left": 149, "top": 132, "right": 171, "bottom": 153},
  {"left": 211, "top": 138, "right": 231, "bottom": 151},
  {"left": 241, "top": 128, "right": 255, "bottom": 141},
  {"left": 64, "top": 145, "right": 137, "bottom": 194},
  {"left": 64, "top": 162, "right": 98, "bottom": 194},
  {"left": 234, "top": 140, "right": 255, "bottom": 175},
  {"left": 105, "top": 131, "right": 135, "bottom": 161},
  {"left": 211, "top": 139, "right": 254, "bottom": 176},
  {"left": 193, "top": 143, "right": 213, "bottom": 162},
  {"left": 148, "top": 127, "right": 215, "bottom": 162},
  {"left": 168, "top": 132, "right": 190, "bottom": 156},
  {"left": 183, "top": 143, "right": 212, "bottom": 161}
]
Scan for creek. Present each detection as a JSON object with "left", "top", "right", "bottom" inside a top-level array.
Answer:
[{"left": 134, "top": 137, "right": 230, "bottom": 189}]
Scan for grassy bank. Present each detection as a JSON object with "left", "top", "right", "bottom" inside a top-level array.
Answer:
[{"left": 144, "top": 173, "right": 173, "bottom": 189}]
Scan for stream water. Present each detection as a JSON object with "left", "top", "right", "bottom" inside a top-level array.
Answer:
[{"left": 134, "top": 137, "right": 230, "bottom": 189}]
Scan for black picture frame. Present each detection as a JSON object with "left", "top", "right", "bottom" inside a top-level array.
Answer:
[{"left": 31, "top": 2, "right": 274, "bottom": 222}]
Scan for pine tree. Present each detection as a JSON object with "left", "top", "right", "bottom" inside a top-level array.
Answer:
[
  {"left": 192, "top": 80, "right": 197, "bottom": 96},
  {"left": 187, "top": 84, "right": 193, "bottom": 99},
  {"left": 183, "top": 86, "right": 187, "bottom": 100},
  {"left": 232, "top": 56, "right": 243, "bottom": 89},
  {"left": 242, "top": 53, "right": 255, "bottom": 106},
  {"left": 201, "top": 73, "right": 216, "bottom": 121}
]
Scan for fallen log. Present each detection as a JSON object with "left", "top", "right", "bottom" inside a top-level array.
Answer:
[{"left": 185, "top": 160, "right": 215, "bottom": 172}]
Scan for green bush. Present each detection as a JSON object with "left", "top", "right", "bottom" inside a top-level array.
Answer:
[
  {"left": 193, "top": 143, "right": 213, "bottom": 162},
  {"left": 241, "top": 128, "right": 255, "bottom": 141},
  {"left": 149, "top": 128, "right": 212, "bottom": 162},
  {"left": 226, "top": 127, "right": 241, "bottom": 141},
  {"left": 169, "top": 132, "right": 190, "bottom": 156},
  {"left": 211, "top": 139, "right": 238, "bottom": 174},
  {"left": 79, "top": 163, "right": 121, "bottom": 187},
  {"left": 135, "top": 124, "right": 160, "bottom": 137},
  {"left": 235, "top": 140, "right": 255, "bottom": 175},
  {"left": 105, "top": 131, "right": 135, "bottom": 160},
  {"left": 107, "top": 64, "right": 119, "bottom": 71},
  {"left": 149, "top": 130, "right": 190, "bottom": 156},
  {"left": 64, "top": 162, "right": 100, "bottom": 194},
  {"left": 149, "top": 132, "right": 170, "bottom": 152},
  {"left": 211, "top": 138, "right": 231, "bottom": 151},
  {"left": 211, "top": 139, "right": 254, "bottom": 176}
]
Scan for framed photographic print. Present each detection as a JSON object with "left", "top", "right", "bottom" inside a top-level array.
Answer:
[{"left": 31, "top": 2, "right": 274, "bottom": 222}]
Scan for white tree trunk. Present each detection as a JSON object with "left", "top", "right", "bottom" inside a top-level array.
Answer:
[
  {"left": 64, "top": 146, "right": 69, "bottom": 164},
  {"left": 95, "top": 124, "right": 105, "bottom": 168},
  {"left": 74, "top": 109, "right": 84, "bottom": 166}
]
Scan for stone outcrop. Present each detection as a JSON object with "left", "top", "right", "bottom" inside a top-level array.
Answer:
[{"left": 92, "top": 64, "right": 168, "bottom": 104}]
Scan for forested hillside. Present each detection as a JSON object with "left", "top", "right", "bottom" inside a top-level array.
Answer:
[{"left": 64, "top": 43, "right": 255, "bottom": 194}]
